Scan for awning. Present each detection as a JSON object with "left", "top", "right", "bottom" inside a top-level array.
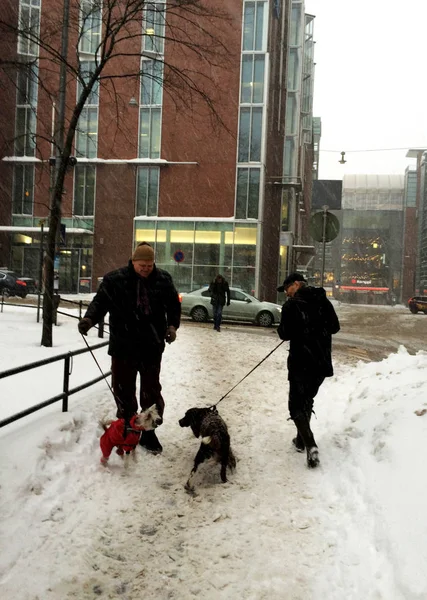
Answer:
[{"left": 0, "top": 226, "right": 93, "bottom": 234}]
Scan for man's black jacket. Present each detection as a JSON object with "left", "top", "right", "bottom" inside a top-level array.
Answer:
[
  {"left": 84, "top": 261, "right": 181, "bottom": 359},
  {"left": 277, "top": 285, "right": 340, "bottom": 379}
]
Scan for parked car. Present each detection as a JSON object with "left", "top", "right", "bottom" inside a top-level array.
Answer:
[
  {"left": 0, "top": 270, "right": 28, "bottom": 298},
  {"left": 180, "top": 286, "right": 283, "bottom": 327},
  {"left": 18, "top": 277, "right": 38, "bottom": 294},
  {"left": 408, "top": 296, "right": 427, "bottom": 314}
]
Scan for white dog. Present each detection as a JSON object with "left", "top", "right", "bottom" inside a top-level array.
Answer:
[{"left": 99, "top": 404, "right": 161, "bottom": 466}]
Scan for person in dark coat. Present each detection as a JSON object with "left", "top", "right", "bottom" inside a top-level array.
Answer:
[
  {"left": 77, "top": 242, "right": 181, "bottom": 454},
  {"left": 277, "top": 272, "right": 340, "bottom": 468},
  {"left": 208, "top": 274, "right": 230, "bottom": 332}
]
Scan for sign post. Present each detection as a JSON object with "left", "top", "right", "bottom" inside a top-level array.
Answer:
[
  {"left": 37, "top": 219, "right": 45, "bottom": 323},
  {"left": 309, "top": 207, "right": 340, "bottom": 287}
]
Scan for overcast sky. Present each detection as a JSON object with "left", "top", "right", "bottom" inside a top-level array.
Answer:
[{"left": 305, "top": 0, "right": 427, "bottom": 180}]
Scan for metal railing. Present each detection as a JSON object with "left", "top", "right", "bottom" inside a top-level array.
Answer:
[
  {"left": 0, "top": 340, "right": 111, "bottom": 428},
  {"left": 0, "top": 293, "right": 106, "bottom": 336}
]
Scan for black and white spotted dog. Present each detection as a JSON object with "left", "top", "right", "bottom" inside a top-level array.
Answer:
[{"left": 178, "top": 407, "right": 236, "bottom": 491}]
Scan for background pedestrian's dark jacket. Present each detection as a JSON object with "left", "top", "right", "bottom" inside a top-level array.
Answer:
[
  {"left": 208, "top": 278, "right": 230, "bottom": 307},
  {"left": 84, "top": 261, "right": 181, "bottom": 359},
  {"left": 277, "top": 286, "right": 340, "bottom": 379}
]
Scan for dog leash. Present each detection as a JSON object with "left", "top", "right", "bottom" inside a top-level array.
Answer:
[
  {"left": 80, "top": 333, "right": 132, "bottom": 439},
  {"left": 209, "top": 340, "right": 285, "bottom": 411}
]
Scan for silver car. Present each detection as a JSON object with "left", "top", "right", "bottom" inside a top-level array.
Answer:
[{"left": 180, "top": 286, "right": 282, "bottom": 327}]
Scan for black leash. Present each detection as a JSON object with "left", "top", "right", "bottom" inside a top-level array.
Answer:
[
  {"left": 80, "top": 333, "right": 132, "bottom": 439},
  {"left": 209, "top": 340, "right": 285, "bottom": 411}
]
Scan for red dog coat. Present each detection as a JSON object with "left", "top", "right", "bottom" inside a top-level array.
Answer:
[{"left": 100, "top": 415, "right": 142, "bottom": 458}]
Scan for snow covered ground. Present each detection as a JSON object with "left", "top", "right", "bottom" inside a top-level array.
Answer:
[{"left": 1, "top": 305, "right": 427, "bottom": 599}]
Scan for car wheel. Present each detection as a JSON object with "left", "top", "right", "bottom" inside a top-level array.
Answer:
[
  {"left": 191, "top": 306, "right": 209, "bottom": 322},
  {"left": 2, "top": 287, "right": 13, "bottom": 298},
  {"left": 257, "top": 311, "right": 273, "bottom": 327}
]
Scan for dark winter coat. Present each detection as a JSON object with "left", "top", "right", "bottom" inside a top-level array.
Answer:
[
  {"left": 277, "top": 286, "right": 340, "bottom": 379},
  {"left": 84, "top": 261, "right": 181, "bottom": 359},
  {"left": 208, "top": 278, "right": 230, "bottom": 307}
]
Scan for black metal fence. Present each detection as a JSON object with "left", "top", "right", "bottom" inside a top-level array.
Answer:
[
  {"left": 0, "top": 340, "right": 111, "bottom": 428},
  {"left": 0, "top": 293, "right": 106, "bottom": 336}
]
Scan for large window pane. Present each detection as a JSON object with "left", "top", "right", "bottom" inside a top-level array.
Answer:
[
  {"left": 80, "top": 0, "right": 102, "bottom": 55},
  {"left": 136, "top": 167, "right": 159, "bottom": 216},
  {"left": 243, "top": 1, "right": 266, "bottom": 52},
  {"left": 250, "top": 108, "right": 262, "bottom": 161},
  {"left": 253, "top": 55, "right": 265, "bottom": 103},
  {"left": 248, "top": 169, "right": 260, "bottom": 219},
  {"left": 74, "top": 166, "right": 95, "bottom": 216},
  {"left": 243, "top": 2, "right": 255, "bottom": 51},
  {"left": 141, "top": 60, "right": 163, "bottom": 106},
  {"left": 13, "top": 165, "right": 33, "bottom": 215},
  {"left": 241, "top": 55, "right": 253, "bottom": 103},
  {"left": 139, "top": 108, "right": 161, "bottom": 158},
  {"left": 143, "top": 3, "right": 165, "bottom": 54},
  {"left": 236, "top": 168, "right": 249, "bottom": 219},
  {"left": 238, "top": 108, "right": 250, "bottom": 162}
]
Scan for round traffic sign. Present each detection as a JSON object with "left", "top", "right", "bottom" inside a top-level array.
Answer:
[
  {"left": 173, "top": 250, "right": 185, "bottom": 263},
  {"left": 309, "top": 211, "right": 340, "bottom": 243}
]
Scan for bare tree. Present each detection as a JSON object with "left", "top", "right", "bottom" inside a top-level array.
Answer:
[{"left": 0, "top": 0, "right": 232, "bottom": 346}]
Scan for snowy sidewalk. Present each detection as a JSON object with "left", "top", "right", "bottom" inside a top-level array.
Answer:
[{"left": 1, "top": 310, "right": 427, "bottom": 599}]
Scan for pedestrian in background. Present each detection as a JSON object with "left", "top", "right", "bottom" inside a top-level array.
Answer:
[
  {"left": 208, "top": 274, "right": 230, "bottom": 332},
  {"left": 78, "top": 242, "right": 181, "bottom": 454},
  {"left": 277, "top": 272, "right": 340, "bottom": 468}
]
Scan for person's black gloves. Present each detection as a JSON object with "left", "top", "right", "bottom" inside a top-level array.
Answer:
[
  {"left": 78, "top": 317, "right": 93, "bottom": 336},
  {"left": 165, "top": 326, "right": 177, "bottom": 344}
]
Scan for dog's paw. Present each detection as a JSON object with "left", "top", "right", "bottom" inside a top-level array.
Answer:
[
  {"left": 184, "top": 481, "right": 196, "bottom": 495},
  {"left": 100, "top": 456, "right": 109, "bottom": 466}
]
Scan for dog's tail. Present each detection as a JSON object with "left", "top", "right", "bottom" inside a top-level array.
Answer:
[{"left": 99, "top": 418, "right": 114, "bottom": 432}]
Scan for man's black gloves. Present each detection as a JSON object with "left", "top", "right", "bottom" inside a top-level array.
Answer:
[
  {"left": 78, "top": 317, "right": 92, "bottom": 336},
  {"left": 165, "top": 326, "right": 177, "bottom": 344}
]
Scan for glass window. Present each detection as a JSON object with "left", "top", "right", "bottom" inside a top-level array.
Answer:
[
  {"left": 136, "top": 167, "right": 159, "bottom": 216},
  {"left": 143, "top": 2, "right": 166, "bottom": 54},
  {"left": 285, "top": 93, "right": 297, "bottom": 135},
  {"left": 288, "top": 48, "right": 301, "bottom": 91},
  {"left": 15, "top": 62, "right": 38, "bottom": 157},
  {"left": 78, "top": 61, "right": 99, "bottom": 105},
  {"left": 242, "top": 1, "right": 266, "bottom": 52},
  {"left": 18, "top": 0, "right": 41, "bottom": 56},
  {"left": 241, "top": 55, "right": 265, "bottom": 104},
  {"left": 80, "top": 0, "right": 102, "bottom": 55},
  {"left": 74, "top": 166, "right": 95, "bottom": 216},
  {"left": 229, "top": 289, "right": 247, "bottom": 301},
  {"left": 141, "top": 59, "right": 163, "bottom": 106},
  {"left": 75, "top": 107, "right": 98, "bottom": 158},
  {"left": 139, "top": 108, "right": 161, "bottom": 158},
  {"left": 194, "top": 223, "right": 220, "bottom": 266},
  {"left": 17, "top": 62, "right": 38, "bottom": 106},
  {"left": 15, "top": 107, "right": 36, "bottom": 157},
  {"left": 290, "top": 4, "right": 303, "bottom": 47},
  {"left": 238, "top": 107, "right": 262, "bottom": 163},
  {"left": 236, "top": 167, "right": 260, "bottom": 219},
  {"left": 13, "top": 165, "right": 34, "bottom": 215},
  {"left": 283, "top": 136, "right": 296, "bottom": 177}
]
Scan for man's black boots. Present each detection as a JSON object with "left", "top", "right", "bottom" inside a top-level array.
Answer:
[
  {"left": 293, "top": 413, "right": 319, "bottom": 468},
  {"left": 139, "top": 429, "right": 163, "bottom": 454}
]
